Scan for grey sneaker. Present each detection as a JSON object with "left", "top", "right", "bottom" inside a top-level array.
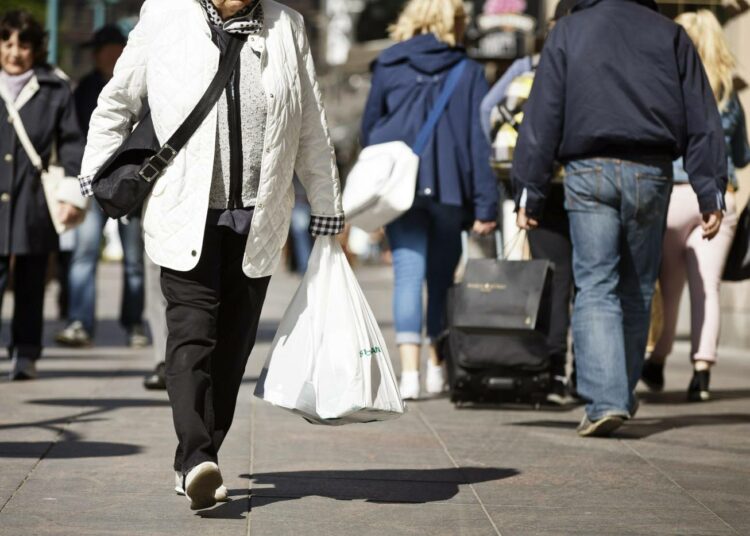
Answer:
[
  {"left": 128, "top": 324, "right": 150, "bottom": 348},
  {"left": 9, "top": 357, "right": 37, "bottom": 381},
  {"left": 55, "top": 321, "right": 92, "bottom": 348},
  {"left": 577, "top": 414, "right": 624, "bottom": 438}
]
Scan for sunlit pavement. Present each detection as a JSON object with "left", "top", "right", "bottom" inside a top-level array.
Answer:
[{"left": 0, "top": 262, "right": 748, "bottom": 535}]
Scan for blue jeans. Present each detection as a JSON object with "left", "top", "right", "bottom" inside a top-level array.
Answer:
[
  {"left": 385, "top": 197, "right": 464, "bottom": 345},
  {"left": 68, "top": 201, "right": 145, "bottom": 334},
  {"left": 290, "top": 201, "right": 312, "bottom": 274},
  {"left": 565, "top": 158, "right": 672, "bottom": 420}
]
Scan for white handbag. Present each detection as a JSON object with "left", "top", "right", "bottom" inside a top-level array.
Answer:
[
  {"left": 343, "top": 60, "right": 468, "bottom": 232},
  {"left": 0, "top": 83, "right": 86, "bottom": 234}
]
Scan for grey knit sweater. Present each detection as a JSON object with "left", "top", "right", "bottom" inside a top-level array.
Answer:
[{"left": 208, "top": 46, "right": 267, "bottom": 209}]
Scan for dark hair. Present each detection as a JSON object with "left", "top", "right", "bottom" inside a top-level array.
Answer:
[{"left": 0, "top": 10, "right": 48, "bottom": 66}]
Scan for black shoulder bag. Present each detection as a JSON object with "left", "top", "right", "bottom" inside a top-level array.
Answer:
[{"left": 91, "top": 35, "right": 245, "bottom": 219}]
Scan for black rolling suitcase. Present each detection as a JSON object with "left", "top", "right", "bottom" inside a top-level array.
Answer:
[{"left": 440, "top": 256, "right": 554, "bottom": 405}]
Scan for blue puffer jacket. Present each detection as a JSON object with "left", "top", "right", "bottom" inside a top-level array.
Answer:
[
  {"left": 674, "top": 93, "right": 750, "bottom": 190},
  {"left": 360, "top": 34, "right": 498, "bottom": 222}
]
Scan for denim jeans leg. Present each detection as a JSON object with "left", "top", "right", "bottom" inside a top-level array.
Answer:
[
  {"left": 566, "top": 160, "right": 631, "bottom": 420},
  {"left": 425, "top": 201, "right": 464, "bottom": 343},
  {"left": 290, "top": 202, "right": 313, "bottom": 274},
  {"left": 385, "top": 204, "right": 430, "bottom": 345},
  {"left": 119, "top": 215, "right": 145, "bottom": 330},
  {"left": 619, "top": 163, "right": 672, "bottom": 412},
  {"left": 68, "top": 202, "right": 106, "bottom": 334}
]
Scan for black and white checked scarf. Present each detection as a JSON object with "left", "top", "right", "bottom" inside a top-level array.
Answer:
[{"left": 199, "top": 0, "right": 264, "bottom": 35}]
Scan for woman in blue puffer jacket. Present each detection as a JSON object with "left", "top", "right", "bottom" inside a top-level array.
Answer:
[{"left": 361, "top": 0, "right": 498, "bottom": 400}]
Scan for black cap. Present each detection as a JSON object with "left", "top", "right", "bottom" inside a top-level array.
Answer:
[{"left": 83, "top": 24, "right": 127, "bottom": 49}]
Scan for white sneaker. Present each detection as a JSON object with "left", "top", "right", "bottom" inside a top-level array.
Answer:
[
  {"left": 399, "top": 371, "right": 420, "bottom": 400},
  {"left": 9, "top": 357, "right": 37, "bottom": 381},
  {"left": 425, "top": 360, "right": 446, "bottom": 395},
  {"left": 175, "top": 471, "right": 228, "bottom": 502},
  {"left": 184, "top": 462, "right": 223, "bottom": 510}
]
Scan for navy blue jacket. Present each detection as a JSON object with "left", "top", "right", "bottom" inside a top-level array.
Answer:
[
  {"left": 361, "top": 34, "right": 498, "bottom": 222},
  {"left": 512, "top": 0, "right": 727, "bottom": 218}
]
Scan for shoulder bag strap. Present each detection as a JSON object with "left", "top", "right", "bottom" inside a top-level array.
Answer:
[
  {"left": 138, "top": 34, "right": 246, "bottom": 181},
  {"left": 412, "top": 59, "right": 468, "bottom": 157},
  {"left": 0, "top": 83, "right": 44, "bottom": 172}
]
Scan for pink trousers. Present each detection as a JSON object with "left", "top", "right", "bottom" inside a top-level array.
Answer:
[{"left": 652, "top": 185, "right": 737, "bottom": 363}]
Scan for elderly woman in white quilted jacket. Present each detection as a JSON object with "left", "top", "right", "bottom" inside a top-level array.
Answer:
[{"left": 79, "top": 0, "right": 343, "bottom": 510}]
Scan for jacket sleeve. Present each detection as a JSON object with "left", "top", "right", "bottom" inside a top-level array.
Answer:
[
  {"left": 677, "top": 28, "right": 727, "bottom": 212},
  {"left": 291, "top": 13, "right": 345, "bottom": 236},
  {"left": 469, "top": 64, "right": 499, "bottom": 222},
  {"left": 510, "top": 27, "right": 566, "bottom": 219},
  {"left": 55, "top": 82, "right": 87, "bottom": 209},
  {"left": 480, "top": 57, "right": 531, "bottom": 142},
  {"left": 360, "top": 62, "right": 386, "bottom": 148},
  {"left": 78, "top": 0, "right": 152, "bottom": 194},
  {"left": 730, "top": 96, "right": 750, "bottom": 170}
]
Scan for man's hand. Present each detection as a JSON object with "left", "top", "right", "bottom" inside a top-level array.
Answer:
[
  {"left": 57, "top": 202, "right": 85, "bottom": 226},
  {"left": 472, "top": 220, "right": 497, "bottom": 235},
  {"left": 516, "top": 207, "right": 539, "bottom": 230},
  {"left": 701, "top": 210, "right": 723, "bottom": 240}
]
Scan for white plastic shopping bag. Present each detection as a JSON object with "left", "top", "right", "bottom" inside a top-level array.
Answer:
[{"left": 254, "top": 236, "right": 406, "bottom": 425}]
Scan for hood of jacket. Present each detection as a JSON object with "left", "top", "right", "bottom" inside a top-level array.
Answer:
[
  {"left": 572, "top": 0, "right": 658, "bottom": 12},
  {"left": 376, "top": 33, "right": 465, "bottom": 74}
]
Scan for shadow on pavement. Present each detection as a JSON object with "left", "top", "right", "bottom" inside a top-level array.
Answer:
[
  {"left": 20, "top": 369, "right": 153, "bottom": 380},
  {"left": 512, "top": 413, "right": 750, "bottom": 439},
  {"left": 638, "top": 389, "right": 750, "bottom": 404},
  {"left": 197, "top": 467, "right": 519, "bottom": 519},
  {"left": 0, "top": 440, "right": 141, "bottom": 458}
]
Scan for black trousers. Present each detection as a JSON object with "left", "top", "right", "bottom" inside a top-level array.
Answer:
[
  {"left": 160, "top": 226, "right": 270, "bottom": 473},
  {"left": 527, "top": 185, "right": 573, "bottom": 378},
  {"left": 0, "top": 255, "right": 48, "bottom": 361}
]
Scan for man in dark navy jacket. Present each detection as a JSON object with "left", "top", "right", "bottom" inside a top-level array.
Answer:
[{"left": 511, "top": 0, "right": 727, "bottom": 437}]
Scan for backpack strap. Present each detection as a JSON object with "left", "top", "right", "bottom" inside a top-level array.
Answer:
[{"left": 412, "top": 59, "right": 468, "bottom": 157}]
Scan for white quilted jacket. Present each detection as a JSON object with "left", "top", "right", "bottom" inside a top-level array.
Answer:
[{"left": 80, "top": 0, "right": 343, "bottom": 277}]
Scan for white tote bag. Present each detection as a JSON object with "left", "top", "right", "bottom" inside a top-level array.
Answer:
[
  {"left": 343, "top": 60, "right": 468, "bottom": 232},
  {"left": 254, "top": 236, "right": 405, "bottom": 425}
]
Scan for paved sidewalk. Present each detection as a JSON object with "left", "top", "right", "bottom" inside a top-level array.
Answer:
[{"left": 0, "top": 262, "right": 748, "bottom": 536}]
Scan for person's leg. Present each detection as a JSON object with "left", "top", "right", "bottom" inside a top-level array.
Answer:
[
  {"left": 144, "top": 255, "right": 169, "bottom": 389},
  {"left": 565, "top": 159, "right": 630, "bottom": 422},
  {"left": 527, "top": 215, "right": 573, "bottom": 378},
  {"left": 11, "top": 255, "right": 48, "bottom": 362},
  {"left": 619, "top": 160, "right": 673, "bottom": 412},
  {"left": 684, "top": 192, "right": 738, "bottom": 365},
  {"left": 160, "top": 226, "right": 222, "bottom": 474},
  {"left": 650, "top": 187, "right": 694, "bottom": 364},
  {"left": 211, "top": 230, "right": 270, "bottom": 455},
  {"left": 66, "top": 203, "right": 106, "bottom": 335},
  {"left": 118, "top": 215, "right": 146, "bottom": 336},
  {"left": 290, "top": 202, "right": 313, "bottom": 274},
  {"left": 385, "top": 204, "right": 429, "bottom": 369},
  {"left": 425, "top": 201, "right": 464, "bottom": 355},
  {"left": 56, "top": 251, "right": 73, "bottom": 321}
]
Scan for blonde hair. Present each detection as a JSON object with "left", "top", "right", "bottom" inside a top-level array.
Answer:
[
  {"left": 676, "top": 10, "right": 735, "bottom": 110},
  {"left": 389, "top": 0, "right": 466, "bottom": 47}
]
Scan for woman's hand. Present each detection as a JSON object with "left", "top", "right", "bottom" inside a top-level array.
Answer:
[
  {"left": 516, "top": 207, "right": 539, "bottom": 230},
  {"left": 472, "top": 220, "right": 497, "bottom": 235},
  {"left": 57, "top": 202, "right": 85, "bottom": 226}
]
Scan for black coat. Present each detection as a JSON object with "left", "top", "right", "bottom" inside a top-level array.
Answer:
[
  {"left": 0, "top": 67, "right": 84, "bottom": 255},
  {"left": 512, "top": 0, "right": 727, "bottom": 218}
]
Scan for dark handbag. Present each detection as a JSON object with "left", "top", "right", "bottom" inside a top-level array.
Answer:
[
  {"left": 723, "top": 203, "right": 750, "bottom": 281},
  {"left": 446, "top": 258, "right": 553, "bottom": 372},
  {"left": 91, "top": 35, "right": 245, "bottom": 219}
]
